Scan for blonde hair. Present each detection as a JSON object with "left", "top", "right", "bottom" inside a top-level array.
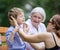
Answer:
[{"left": 8, "top": 7, "right": 24, "bottom": 19}]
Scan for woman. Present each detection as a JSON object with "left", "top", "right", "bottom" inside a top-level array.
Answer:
[
  {"left": 11, "top": 14, "right": 60, "bottom": 50},
  {"left": 26, "top": 7, "right": 47, "bottom": 50}
]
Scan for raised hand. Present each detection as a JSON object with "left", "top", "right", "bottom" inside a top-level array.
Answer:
[
  {"left": 10, "top": 16, "right": 19, "bottom": 32},
  {"left": 23, "top": 22, "right": 29, "bottom": 33}
]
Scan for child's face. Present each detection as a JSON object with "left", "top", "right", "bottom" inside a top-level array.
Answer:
[{"left": 16, "top": 13, "right": 25, "bottom": 25}]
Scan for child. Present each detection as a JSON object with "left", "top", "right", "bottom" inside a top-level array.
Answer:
[{"left": 6, "top": 7, "right": 26, "bottom": 50}]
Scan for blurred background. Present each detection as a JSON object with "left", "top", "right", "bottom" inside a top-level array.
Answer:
[{"left": 0, "top": 0, "right": 60, "bottom": 27}]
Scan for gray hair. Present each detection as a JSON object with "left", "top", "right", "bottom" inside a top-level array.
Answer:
[{"left": 30, "top": 7, "right": 46, "bottom": 22}]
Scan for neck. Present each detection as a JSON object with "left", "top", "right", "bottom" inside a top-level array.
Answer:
[{"left": 33, "top": 25, "right": 38, "bottom": 30}]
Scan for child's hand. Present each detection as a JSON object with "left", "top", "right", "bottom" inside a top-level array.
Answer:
[
  {"left": 23, "top": 22, "right": 29, "bottom": 33},
  {"left": 10, "top": 16, "right": 19, "bottom": 32},
  {"left": 10, "top": 16, "right": 18, "bottom": 26}
]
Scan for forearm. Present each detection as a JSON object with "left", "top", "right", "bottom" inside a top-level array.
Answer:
[
  {"left": 9, "top": 29, "right": 16, "bottom": 41},
  {"left": 18, "top": 28, "right": 29, "bottom": 42},
  {"left": 9, "top": 26, "right": 18, "bottom": 41},
  {"left": 18, "top": 28, "right": 42, "bottom": 43}
]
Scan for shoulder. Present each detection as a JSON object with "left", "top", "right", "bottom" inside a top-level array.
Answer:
[
  {"left": 26, "top": 19, "right": 33, "bottom": 28},
  {"left": 39, "top": 23, "right": 47, "bottom": 31},
  {"left": 26, "top": 19, "right": 31, "bottom": 23},
  {"left": 39, "top": 23, "right": 46, "bottom": 26},
  {"left": 26, "top": 19, "right": 31, "bottom": 25},
  {"left": 39, "top": 32, "right": 51, "bottom": 35},
  {"left": 38, "top": 32, "right": 52, "bottom": 39},
  {"left": 35, "top": 32, "right": 52, "bottom": 42}
]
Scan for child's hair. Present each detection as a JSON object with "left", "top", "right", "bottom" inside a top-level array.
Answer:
[{"left": 8, "top": 7, "right": 24, "bottom": 20}]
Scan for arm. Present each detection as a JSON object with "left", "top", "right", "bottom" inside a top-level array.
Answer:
[
  {"left": 11, "top": 16, "right": 47, "bottom": 43},
  {"left": 18, "top": 28, "right": 46, "bottom": 43},
  {"left": 6, "top": 26, "right": 19, "bottom": 42},
  {"left": 9, "top": 26, "right": 18, "bottom": 41},
  {"left": 6, "top": 28, "right": 17, "bottom": 45},
  {"left": 8, "top": 16, "right": 19, "bottom": 42},
  {"left": 30, "top": 43, "right": 45, "bottom": 50}
]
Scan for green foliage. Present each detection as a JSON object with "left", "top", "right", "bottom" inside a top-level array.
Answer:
[
  {"left": 0, "top": 0, "right": 27, "bottom": 27},
  {"left": 0, "top": 0, "right": 60, "bottom": 27},
  {"left": 31, "top": 0, "right": 60, "bottom": 26}
]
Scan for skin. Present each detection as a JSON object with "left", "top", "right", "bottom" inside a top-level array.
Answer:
[
  {"left": 18, "top": 24, "right": 60, "bottom": 49},
  {"left": 16, "top": 14, "right": 25, "bottom": 25},
  {"left": 11, "top": 14, "right": 60, "bottom": 49},
  {"left": 30, "top": 12, "right": 45, "bottom": 50},
  {"left": 9, "top": 13, "right": 25, "bottom": 42},
  {"left": 47, "top": 20, "right": 56, "bottom": 32},
  {"left": 10, "top": 12, "right": 45, "bottom": 50},
  {"left": 10, "top": 12, "right": 46, "bottom": 50},
  {"left": 31, "top": 12, "right": 43, "bottom": 29}
]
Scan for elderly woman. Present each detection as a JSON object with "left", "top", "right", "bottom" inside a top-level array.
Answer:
[
  {"left": 11, "top": 14, "right": 60, "bottom": 50},
  {"left": 25, "top": 7, "right": 47, "bottom": 50}
]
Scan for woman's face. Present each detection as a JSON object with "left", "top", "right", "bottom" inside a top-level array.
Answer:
[
  {"left": 47, "top": 18, "right": 55, "bottom": 32},
  {"left": 31, "top": 12, "right": 43, "bottom": 27},
  {"left": 16, "top": 14, "right": 25, "bottom": 25}
]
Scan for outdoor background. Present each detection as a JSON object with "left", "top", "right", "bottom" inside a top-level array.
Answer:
[{"left": 0, "top": 0, "right": 60, "bottom": 27}]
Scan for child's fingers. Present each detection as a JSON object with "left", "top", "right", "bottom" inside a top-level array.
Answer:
[
  {"left": 23, "top": 22, "right": 28, "bottom": 27},
  {"left": 9, "top": 18, "right": 12, "bottom": 22},
  {"left": 10, "top": 16, "right": 18, "bottom": 26},
  {"left": 10, "top": 16, "right": 15, "bottom": 21}
]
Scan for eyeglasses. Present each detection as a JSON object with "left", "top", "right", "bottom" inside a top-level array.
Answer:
[{"left": 47, "top": 19, "right": 54, "bottom": 24}]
